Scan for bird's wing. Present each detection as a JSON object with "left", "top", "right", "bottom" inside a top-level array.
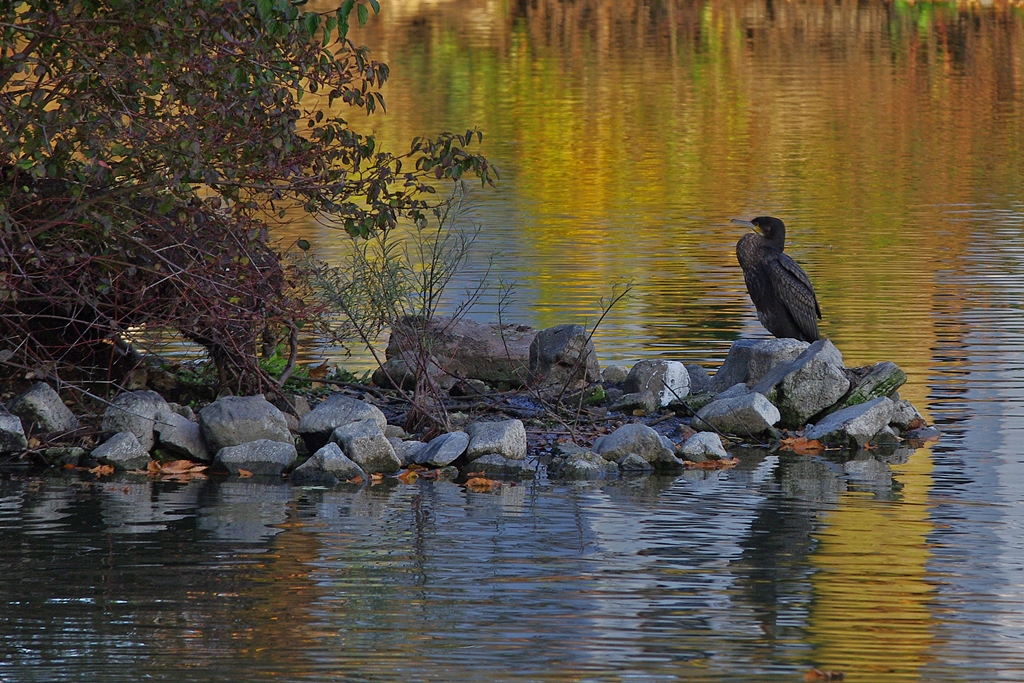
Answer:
[{"left": 769, "top": 253, "right": 822, "bottom": 338}]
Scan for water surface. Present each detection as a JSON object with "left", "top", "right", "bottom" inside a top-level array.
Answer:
[{"left": 5, "top": 0, "right": 1024, "bottom": 681}]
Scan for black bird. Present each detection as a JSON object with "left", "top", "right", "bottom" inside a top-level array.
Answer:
[{"left": 732, "top": 216, "right": 821, "bottom": 342}]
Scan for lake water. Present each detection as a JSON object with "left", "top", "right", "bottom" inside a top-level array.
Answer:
[{"left": 5, "top": 0, "right": 1024, "bottom": 680}]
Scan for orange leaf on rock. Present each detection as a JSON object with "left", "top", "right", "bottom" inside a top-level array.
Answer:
[
  {"left": 161, "top": 459, "right": 206, "bottom": 474},
  {"left": 397, "top": 470, "right": 419, "bottom": 484},
  {"left": 348, "top": 475, "right": 364, "bottom": 485},
  {"left": 237, "top": 468, "right": 253, "bottom": 478},
  {"left": 147, "top": 460, "right": 162, "bottom": 474},
  {"left": 89, "top": 464, "right": 115, "bottom": 476},
  {"left": 804, "top": 668, "right": 844, "bottom": 682}
]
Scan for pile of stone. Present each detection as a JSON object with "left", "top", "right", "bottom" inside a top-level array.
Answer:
[{"left": 0, "top": 316, "right": 936, "bottom": 488}]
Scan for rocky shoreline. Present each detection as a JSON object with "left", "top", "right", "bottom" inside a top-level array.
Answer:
[{"left": 0, "top": 319, "right": 938, "bottom": 485}]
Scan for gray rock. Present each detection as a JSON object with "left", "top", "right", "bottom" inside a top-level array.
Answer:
[
  {"left": 751, "top": 339, "right": 849, "bottom": 429},
  {"left": 717, "top": 383, "right": 752, "bottom": 400},
  {"left": 154, "top": 411, "right": 210, "bottom": 462},
  {"left": 549, "top": 444, "right": 619, "bottom": 479},
  {"left": 709, "top": 339, "right": 759, "bottom": 393},
  {"left": 297, "top": 394, "right": 387, "bottom": 453},
  {"left": 102, "top": 390, "right": 169, "bottom": 452},
  {"left": 330, "top": 420, "right": 401, "bottom": 474},
  {"left": 889, "top": 399, "right": 925, "bottom": 432},
  {"left": 168, "top": 403, "right": 195, "bottom": 421},
  {"left": 601, "top": 364, "right": 630, "bottom": 384},
  {"left": 214, "top": 438, "right": 297, "bottom": 476},
  {"left": 414, "top": 430, "right": 470, "bottom": 467},
  {"left": 593, "top": 423, "right": 675, "bottom": 464},
  {"left": 466, "top": 453, "right": 534, "bottom": 478},
  {"left": 838, "top": 362, "right": 907, "bottom": 410},
  {"left": 373, "top": 353, "right": 456, "bottom": 392},
  {"left": 0, "top": 405, "right": 28, "bottom": 453},
  {"left": 93, "top": 431, "right": 150, "bottom": 470},
  {"left": 747, "top": 339, "right": 809, "bottom": 385},
  {"left": 679, "top": 432, "right": 729, "bottom": 460},
  {"left": 804, "top": 396, "right": 895, "bottom": 449},
  {"left": 290, "top": 442, "right": 366, "bottom": 486},
  {"left": 199, "top": 395, "right": 292, "bottom": 453},
  {"left": 42, "top": 446, "right": 86, "bottom": 467},
  {"left": 380, "top": 316, "right": 535, "bottom": 387},
  {"left": 693, "top": 392, "right": 781, "bottom": 437},
  {"left": 465, "top": 419, "right": 527, "bottom": 461},
  {"left": 624, "top": 359, "right": 690, "bottom": 406},
  {"left": 529, "top": 324, "right": 601, "bottom": 388},
  {"left": 385, "top": 424, "right": 409, "bottom": 439},
  {"left": 8, "top": 382, "right": 79, "bottom": 434},
  {"left": 608, "top": 390, "right": 659, "bottom": 415},
  {"left": 617, "top": 452, "right": 655, "bottom": 472},
  {"left": 685, "top": 364, "right": 713, "bottom": 394}
]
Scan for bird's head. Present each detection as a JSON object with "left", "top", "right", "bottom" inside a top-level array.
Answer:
[{"left": 732, "top": 216, "right": 787, "bottom": 250}]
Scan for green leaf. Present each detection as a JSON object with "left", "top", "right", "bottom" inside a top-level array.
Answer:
[
  {"left": 357, "top": 3, "right": 369, "bottom": 26},
  {"left": 368, "top": 0, "right": 380, "bottom": 13},
  {"left": 297, "top": 239, "right": 311, "bottom": 251}
]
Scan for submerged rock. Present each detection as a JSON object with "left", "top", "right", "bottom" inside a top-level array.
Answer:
[
  {"left": 466, "top": 453, "right": 534, "bottom": 478},
  {"left": 679, "top": 432, "right": 730, "bottom": 461}
]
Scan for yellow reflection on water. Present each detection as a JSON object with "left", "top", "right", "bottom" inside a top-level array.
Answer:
[{"left": 807, "top": 446, "right": 938, "bottom": 680}]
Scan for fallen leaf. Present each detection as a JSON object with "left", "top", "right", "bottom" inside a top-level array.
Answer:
[
  {"left": 684, "top": 458, "right": 739, "bottom": 470},
  {"left": 466, "top": 477, "right": 500, "bottom": 492},
  {"left": 62, "top": 463, "right": 77, "bottom": 470},
  {"left": 88, "top": 464, "right": 115, "bottom": 476},
  {"left": 804, "top": 668, "right": 844, "bottom": 682},
  {"left": 397, "top": 469, "right": 419, "bottom": 484},
  {"left": 370, "top": 473, "right": 384, "bottom": 484},
  {"left": 308, "top": 360, "right": 329, "bottom": 388},
  {"left": 237, "top": 469, "right": 253, "bottom": 478},
  {"left": 780, "top": 436, "right": 826, "bottom": 455},
  {"left": 464, "top": 471, "right": 485, "bottom": 478},
  {"left": 147, "top": 460, "right": 162, "bottom": 474},
  {"left": 160, "top": 459, "right": 207, "bottom": 474},
  {"left": 907, "top": 418, "right": 925, "bottom": 430},
  {"left": 406, "top": 463, "right": 427, "bottom": 472},
  {"left": 348, "top": 475, "right": 364, "bottom": 485}
]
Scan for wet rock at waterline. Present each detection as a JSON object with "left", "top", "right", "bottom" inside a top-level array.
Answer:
[
  {"left": 214, "top": 438, "right": 297, "bottom": 476},
  {"left": 199, "top": 395, "right": 291, "bottom": 453},
  {"left": 548, "top": 444, "right": 620, "bottom": 480},
  {"left": 330, "top": 420, "right": 401, "bottom": 474},
  {"left": 0, "top": 406, "right": 28, "bottom": 453},
  {"left": 291, "top": 442, "right": 365, "bottom": 486},
  {"left": 624, "top": 360, "right": 691, "bottom": 407},
  {"left": 678, "top": 432, "right": 729, "bottom": 462},
  {"left": 837, "top": 361, "right": 907, "bottom": 411},
  {"left": 102, "top": 390, "right": 169, "bottom": 452},
  {"left": 8, "top": 382, "right": 79, "bottom": 434},
  {"left": 467, "top": 453, "right": 534, "bottom": 478},
  {"left": 92, "top": 431, "right": 150, "bottom": 471},
  {"left": 413, "top": 430, "right": 469, "bottom": 467},
  {"left": 465, "top": 419, "right": 527, "bottom": 462},
  {"left": 593, "top": 423, "right": 678, "bottom": 467},
  {"left": 298, "top": 393, "right": 387, "bottom": 453},
  {"left": 154, "top": 411, "right": 210, "bottom": 462},
  {"left": 693, "top": 391, "right": 781, "bottom": 438},
  {"left": 529, "top": 324, "right": 601, "bottom": 389},
  {"left": 889, "top": 399, "right": 925, "bottom": 432},
  {"left": 804, "top": 396, "right": 895, "bottom": 449}
]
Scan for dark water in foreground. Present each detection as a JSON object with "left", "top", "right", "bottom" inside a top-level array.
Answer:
[{"left": 7, "top": 0, "right": 1024, "bottom": 680}]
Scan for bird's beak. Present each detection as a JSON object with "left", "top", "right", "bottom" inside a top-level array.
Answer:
[{"left": 731, "top": 218, "right": 761, "bottom": 235}]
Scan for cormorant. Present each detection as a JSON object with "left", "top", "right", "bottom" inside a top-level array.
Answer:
[{"left": 732, "top": 216, "right": 821, "bottom": 342}]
